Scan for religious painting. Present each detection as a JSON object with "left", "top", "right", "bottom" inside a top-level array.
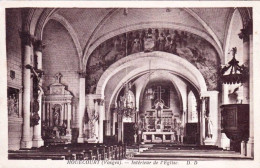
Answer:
[
  {"left": 7, "top": 87, "right": 19, "bottom": 117},
  {"left": 86, "top": 28, "right": 220, "bottom": 93}
]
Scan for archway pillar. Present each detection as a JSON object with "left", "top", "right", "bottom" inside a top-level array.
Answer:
[
  {"left": 20, "top": 32, "right": 33, "bottom": 149},
  {"left": 77, "top": 76, "right": 86, "bottom": 143},
  {"left": 32, "top": 40, "right": 44, "bottom": 148},
  {"left": 201, "top": 91, "right": 219, "bottom": 146},
  {"left": 200, "top": 97, "right": 206, "bottom": 145},
  {"left": 97, "top": 99, "right": 105, "bottom": 143},
  {"left": 246, "top": 34, "right": 254, "bottom": 157}
]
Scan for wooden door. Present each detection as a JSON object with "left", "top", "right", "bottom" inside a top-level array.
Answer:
[{"left": 123, "top": 123, "right": 135, "bottom": 145}]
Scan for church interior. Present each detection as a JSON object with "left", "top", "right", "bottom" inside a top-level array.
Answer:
[{"left": 6, "top": 7, "right": 253, "bottom": 160}]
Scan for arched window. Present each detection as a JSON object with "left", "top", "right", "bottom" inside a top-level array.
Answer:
[{"left": 187, "top": 91, "right": 198, "bottom": 123}]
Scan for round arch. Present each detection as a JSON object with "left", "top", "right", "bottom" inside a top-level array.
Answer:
[
  {"left": 83, "top": 22, "right": 223, "bottom": 68},
  {"left": 96, "top": 51, "right": 207, "bottom": 98}
]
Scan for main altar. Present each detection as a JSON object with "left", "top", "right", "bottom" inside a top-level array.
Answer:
[
  {"left": 141, "top": 86, "right": 180, "bottom": 143},
  {"left": 142, "top": 109, "right": 177, "bottom": 143}
]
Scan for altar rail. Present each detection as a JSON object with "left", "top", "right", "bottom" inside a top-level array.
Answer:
[{"left": 8, "top": 143, "right": 126, "bottom": 160}]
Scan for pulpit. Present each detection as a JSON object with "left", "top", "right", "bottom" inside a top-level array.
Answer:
[
  {"left": 42, "top": 73, "right": 73, "bottom": 142},
  {"left": 220, "top": 104, "right": 249, "bottom": 151}
]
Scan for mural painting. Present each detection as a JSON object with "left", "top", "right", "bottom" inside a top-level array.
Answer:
[{"left": 86, "top": 28, "right": 220, "bottom": 93}]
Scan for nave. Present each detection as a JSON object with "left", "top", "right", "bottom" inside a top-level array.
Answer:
[
  {"left": 6, "top": 7, "right": 254, "bottom": 161},
  {"left": 8, "top": 143, "right": 250, "bottom": 160},
  {"left": 9, "top": 143, "right": 126, "bottom": 160},
  {"left": 130, "top": 144, "right": 250, "bottom": 160}
]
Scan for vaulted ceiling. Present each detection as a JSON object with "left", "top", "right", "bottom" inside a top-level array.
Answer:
[
  {"left": 55, "top": 8, "right": 231, "bottom": 49},
  {"left": 25, "top": 7, "right": 252, "bottom": 70}
]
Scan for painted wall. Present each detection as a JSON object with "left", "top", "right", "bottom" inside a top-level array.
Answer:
[{"left": 86, "top": 28, "right": 220, "bottom": 94}]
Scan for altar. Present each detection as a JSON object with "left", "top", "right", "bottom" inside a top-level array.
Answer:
[{"left": 143, "top": 131, "right": 175, "bottom": 143}]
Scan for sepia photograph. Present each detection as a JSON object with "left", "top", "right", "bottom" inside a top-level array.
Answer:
[{"left": 0, "top": 1, "right": 259, "bottom": 167}]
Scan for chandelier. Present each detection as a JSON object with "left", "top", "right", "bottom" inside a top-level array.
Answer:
[
  {"left": 117, "top": 82, "right": 136, "bottom": 117},
  {"left": 220, "top": 47, "right": 248, "bottom": 84},
  {"left": 145, "top": 60, "right": 154, "bottom": 99}
]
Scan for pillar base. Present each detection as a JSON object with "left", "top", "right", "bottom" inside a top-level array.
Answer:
[
  {"left": 246, "top": 138, "right": 254, "bottom": 157},
  {"left": 87, "top": 138, "right": 98, "bottom": 143},
  {"left": 204, "top": 138, "right": 216, "bottom": 145},
  {"left": 20, "top": 140, "right": 32, "bottom": 149},
  {"left": 221, "top": 133, "right": 230, "bottom": 150},
  {"left": 77, "top": 137, "right": 84, "bottom": 143},
  {"left": 240, "top": 141, "right": 246, "bottom": 156},
  {"left": 32, "top": 139, "right": 44, "bottom": 148}
]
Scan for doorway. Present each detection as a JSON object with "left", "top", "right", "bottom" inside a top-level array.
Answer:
[{"left": 123, "top": 123, "right": 135, "bottom": 145}]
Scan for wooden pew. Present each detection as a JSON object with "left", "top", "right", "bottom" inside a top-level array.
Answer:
[{"left": 9, "top": 143, "right": 126, "bottom": 160}]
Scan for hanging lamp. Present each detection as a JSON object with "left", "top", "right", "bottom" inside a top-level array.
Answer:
[{"left": 146, "top": 60, "right": 154, "bottom": 99}]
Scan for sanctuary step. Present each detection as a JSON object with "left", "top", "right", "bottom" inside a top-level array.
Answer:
[{"left": 131, "top": 144, "right": 252, "bottom": 160}]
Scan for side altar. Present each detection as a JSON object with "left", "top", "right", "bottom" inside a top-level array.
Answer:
[{"left": 42, "top": 73, "right": 73, "bottom": 144}]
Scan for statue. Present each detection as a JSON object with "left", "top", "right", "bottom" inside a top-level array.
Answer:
[
  {"left": 144, "top": 28, "right": 155, "bottom": 52},
  {"left": 8, "top": 94, "right": 18, "bottom": 116},
  {"left": 88, "top": 110, "right": 99, "bottom": 138},
  {"left": 131, "top": 33, "right": 141, "bottom": 54},
  {"left": 231, "top": 47, "right": 237, "bottom": 58},
  {"left": 53, "top": 105, "right": 61, "bottom": 126},
  {"left": 205, "top": 115, "right": 213, "bottom": 138},
  {"left": 158, "top": 33, "right": 166, "bottom": 51}
]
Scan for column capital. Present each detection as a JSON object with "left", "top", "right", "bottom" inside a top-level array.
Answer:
[
  {"left": 19, "top": 31, "right": 35, "bottom": 46},
  {"left": 94, "top": 98, "right": 104, "bottom": 106},
  {"left": 238, "top": 20, "right": 252, "bottom": 42},
  {"left": 78, "top": 71, "right": 87, "bottom": 78},
  {"left": 72, "top": 97, "right": 79, "bottom": 106},
  {"left": 201, "top": 90, "right": 219, "bottom": 97},
  {"left": 33, "top": 40, "right": 45, "bottom": 52}
]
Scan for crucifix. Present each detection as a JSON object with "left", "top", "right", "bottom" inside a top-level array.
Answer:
[
  {"left": 154, "top": 86, "right": 165, "bottom": 118},
  {"left": 55, "top": 73, "right": 62, "bottom": 83},
  {"left": 154, "top": 86, "right": 165, "bottom": 103}
]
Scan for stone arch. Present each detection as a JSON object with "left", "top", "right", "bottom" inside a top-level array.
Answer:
[
  {"left": 48, "top": 13, "right": 83, "bottom": 70},
  {"left": 83, "top": 22, "right": 223, "bottom": 68},
  {"left": 96, "top": 51, "right": 207, "bottom": 98},
  {"left": 184, "top": 8, "right": 223, "bottom": 56},
  {"left": 137, "top": 72, "right": 184, "bottom": 113}
]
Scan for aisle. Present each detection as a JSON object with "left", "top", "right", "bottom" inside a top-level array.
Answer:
[{"left": 127, "top": 144, "right": 252, "bottom": 160}]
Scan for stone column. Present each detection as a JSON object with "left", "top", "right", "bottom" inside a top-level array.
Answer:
[
  {"left": 18, "top": 89, "right": 23, "bottom": 117},
  {"left": 98, "top": 99, "right": 105, "bottom": 143},
  {"left": 239, "top": 23, "right": 253, "bottom": 157},
  {"left": 113, "top": 110, "right": 117, "bottom": 135},
  {"left": 46, "top": 103, "right": 50, "bottom": 126},
  {"left": 200, "top": 97, "right": 205, "bottom": 145},
  {"left": 50, "top": 104, "right": 53, "bottom": 127},
  {"left": 247, "top": 34, "right": 254, "bottom": 157},
  {"left": 20, "top": 32, "right": 33, "bottom": 149},
  {"left": 66, "top": 102, "right": 72, "bottom": 138},
  {"left": 77, "top": 73, "right": 86, "bottom": 143},
  {"left": 42, "top": 100, "right": 45, "bottom": 121},
  {"left": 94, "top": 99, "right": 99, "bottom": 141},
  {"left": 117, "top": 113, "right": 123, "bottom": 143},
  {"left": 64, "top": 104, "right": 67, "bottom": 121},
  {"left": 32, "top": 40, "right": 44, "bottom": 147},
  {"left": 60, "top": 104, "right": 64, "bottom": 126}
]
